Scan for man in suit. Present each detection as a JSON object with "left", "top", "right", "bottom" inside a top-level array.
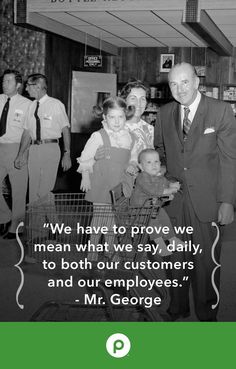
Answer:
[{"left": 154, "top": 62, "right": 236, "bottom": 321}]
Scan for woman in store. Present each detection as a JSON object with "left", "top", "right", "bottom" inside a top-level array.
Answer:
[
  {"left": 119, "top": 79, "right": 154, "bottom": 155},
  {"left": 93, "top": 79, "right": 154, "bottom": 195}
]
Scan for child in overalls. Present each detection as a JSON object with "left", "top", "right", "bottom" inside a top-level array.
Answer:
[
  {"left": 130, "top": 148, "right": 185, "bottom": 256},
  {"left": 77, "top": 96, "right": 138, "bottom": 260}
]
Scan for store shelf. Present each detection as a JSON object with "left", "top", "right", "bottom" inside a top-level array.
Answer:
[
  {"left": 199, "top": 84, "right": 219, "bottom": 99},
  {"left": 222, "top": 85, "right": 236, "bottom": 101},
  {"left": 221, "top": 85, "right": 236, "bottom": 115}
]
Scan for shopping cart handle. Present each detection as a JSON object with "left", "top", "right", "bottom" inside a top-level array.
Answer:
[
  {"left": 160, "top": 194, "right": 174, "bottom": 202},
  {"left": 150, "top": 195, "right": 173, "bottom": 205}
]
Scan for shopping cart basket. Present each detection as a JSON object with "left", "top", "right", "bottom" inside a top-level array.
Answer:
[{"left": 27, "top": 185, "right": 170, "bottom": 321}]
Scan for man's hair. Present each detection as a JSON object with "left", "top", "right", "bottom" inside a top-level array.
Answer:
[
  {"left": 27, "top": 73, "right": 48, "bottom": 91},
  {"left": 168, "top": 62, "right": 197, "bottom": 80},
  {"left": 3, "top": 69, "right": 22, "bottom": 84},
  {"left": 138, "top": 148, "right": 159, "bottom": 163}
]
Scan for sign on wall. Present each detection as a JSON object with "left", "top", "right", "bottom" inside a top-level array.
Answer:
[
  {"left": 84, "top": 55, "right": 102, "bottom": 67},
  {"left": 26, "top": 0, "right": 180, "bottom": 12}
]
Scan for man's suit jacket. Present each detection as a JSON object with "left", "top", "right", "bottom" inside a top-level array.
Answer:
[{"left": 154, "top": 94, "right": 236, "bottom": 222}]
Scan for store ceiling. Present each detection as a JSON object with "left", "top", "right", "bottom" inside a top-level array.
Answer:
[
  {"left": 40, "top": 9, "right": 206, "bottom": 48},
  {"left": 16, "top": 0, "right": 236, "bottom": 54}
]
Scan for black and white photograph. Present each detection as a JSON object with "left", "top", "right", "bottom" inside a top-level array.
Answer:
[
  {"left": 160, "top": 54, "right": 175, "bottom": 72},
  {"left": 1, "top": 0, "right": 236, "bottom": 328}
]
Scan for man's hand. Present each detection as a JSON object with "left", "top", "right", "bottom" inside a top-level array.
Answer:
[
  {"left": 218, "top": 203, "right": 234, "bottom": 225},
  {"left": 95, "top": 145, "right": 105, "bottom": 161},
  {"left": 169, "top": 181, "right": 181, "bottom": 191},
  {"left": 163, "top": 182, "right": 180, "bottom": 195},
  {"left": 14, "top": 154, "right": 27, "bottom": 169},
  {"left": 163, "top": 187, "right": 178, "bottom": 195},
  {"left": 61, "top": 152, "right": 72, "bottom": 171}
]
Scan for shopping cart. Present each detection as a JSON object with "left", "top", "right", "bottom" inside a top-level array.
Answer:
[{"left": 26, "top": 185, "right": 170, "bottom": 321}]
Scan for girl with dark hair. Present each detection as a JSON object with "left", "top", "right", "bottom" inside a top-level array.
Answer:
[{"left": 77, "top": 96, "right": 137, "bottom": 199}]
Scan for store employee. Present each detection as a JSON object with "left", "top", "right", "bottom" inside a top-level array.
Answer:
[
  {"left": 15, "top": 73, "right": 71, "bottom": 203},
  {"left": 0, "top": 69, "right": 31, "bottom": 239}
]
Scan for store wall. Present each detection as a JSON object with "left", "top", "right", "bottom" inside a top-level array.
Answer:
[
  {"left": 0, "top": 0, "right": 113, "bottom": 107},
  {"left": 2, "top": 1, "right": 236, "bottom": 191},
  {"left": 1, "top": 0, "right": 236, "bottom": 93},
  {"left": 0, "top": 0, "right": 45, "bottom": 79},
  {"left": 44, "top": 33, "right": 115, "bottom": 192},
  {"left": 45, "top": 33, "right": 114, "bottom": 112},
  {"left": 115, "top": 47, "right": 235, "bottom": 85}
]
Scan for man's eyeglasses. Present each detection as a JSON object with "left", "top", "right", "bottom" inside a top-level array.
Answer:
[{"left": 26, "top": 83, "right": 36, "bottom": 86}]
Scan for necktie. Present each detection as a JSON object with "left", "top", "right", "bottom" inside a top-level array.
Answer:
[
  {"left": 183, "top": 107, "right": 191, "bottom": 138},
  {"left": 0, "top": 97, "right": 10, "bottom": 137},
  {"left": 34, "top": 101, "right": 41, "bottom": 142}
]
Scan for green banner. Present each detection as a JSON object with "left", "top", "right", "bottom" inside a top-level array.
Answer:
[{"left": 0, "top": 323, "right": 235, "bottom": 368}]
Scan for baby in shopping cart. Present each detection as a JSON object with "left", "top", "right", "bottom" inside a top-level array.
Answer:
[
  {"left": 130, "top": 148, "right": 185, "bottom": 256},
  {"left": 77, "top": 96, "right": 139, "bottom": 261}
]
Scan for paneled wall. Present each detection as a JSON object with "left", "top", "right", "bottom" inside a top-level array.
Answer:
[
  {"left": 115, "top": 47, "right": 236, "bottom": 85},
  {"left": 45, "top": 33, "right": 114, "bottom": 111},
  {"left": 44, "top": 33, "right": 114, "bottom": 191}
]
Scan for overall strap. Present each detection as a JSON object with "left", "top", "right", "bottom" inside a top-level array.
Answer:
[
  {"left": 99, "top": 128, "right": 111, "bottom": 147},
  {"left": 129, "top": 131, "right": 136, "bottom": 151}
]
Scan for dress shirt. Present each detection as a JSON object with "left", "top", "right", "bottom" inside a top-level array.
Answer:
[
  {"left": 25, "top": 94, "right": 70, "bottom": 140},
  {"left": 0, "top": 93, "right": 31, "bottom": 143},
  {"left": 180, "top": 91, "right": 201, "bottom": 127}
]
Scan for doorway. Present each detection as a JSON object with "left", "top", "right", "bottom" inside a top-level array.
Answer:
[{"left": 71, "top": 71, "right": 117, "bottom": 133}]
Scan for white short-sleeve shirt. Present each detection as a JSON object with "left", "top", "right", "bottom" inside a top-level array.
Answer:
[
  {"left": 0, "top": 93, "right": 31, "bottom": 144},
  {"left": 25, "top": 94, "right": 70, "bottom": 140}
]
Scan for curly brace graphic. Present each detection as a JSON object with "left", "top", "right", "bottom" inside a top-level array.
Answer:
[
  {"left": 211, "top": 222, "right": 221, "bottom": 310},
  {"left": 15, "top": 222, "right": 25, "bottom": 310}
]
